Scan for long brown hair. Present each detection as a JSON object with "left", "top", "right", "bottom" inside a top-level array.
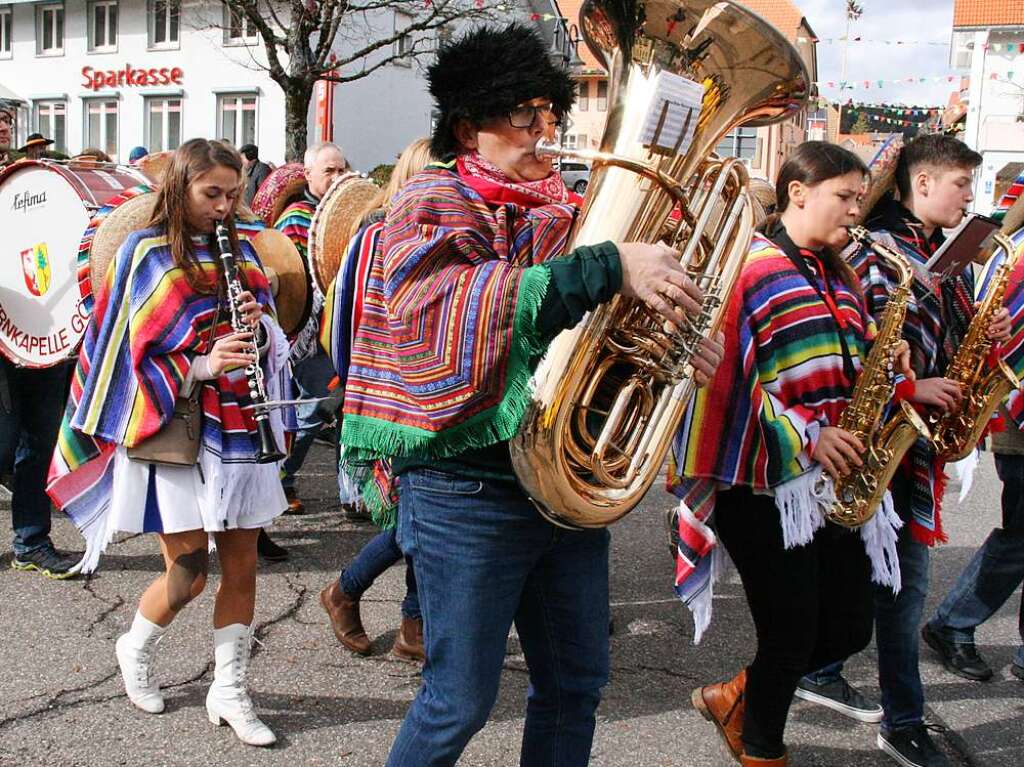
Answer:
[
  {"left": 760, "top": 141, "right": 868, "bottom": 291},
  {"left": 348, "top": 138, "right": 437, "bottom": 241},
  {"left": 148, "top": 138, "right": 243, "bottom": 293}
]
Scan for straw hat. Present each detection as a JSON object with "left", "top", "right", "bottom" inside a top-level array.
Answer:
[
  {"left": 251, "top": 163, "right": 307, "bottom": 227},
  {"left": 82, "top": 188, "right": 157, "bottom": 303},
  {"left": 307, "top": 172, "right": 379, "bottom": 294},
  {"left": 857, "top": 134, "right": 904, "bottom": 225},
  {"left": 248, "top": 227, "right": 310, "bottom": 336},
  {"left": 137, "top": 150, "right": 173, "bottom": 185}
]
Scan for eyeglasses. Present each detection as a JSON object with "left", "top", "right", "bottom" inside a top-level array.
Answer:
[{"left": 508, "top": 102, "right": 561, "bottom": 129}]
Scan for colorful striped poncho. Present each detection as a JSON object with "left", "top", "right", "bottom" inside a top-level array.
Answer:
[
  {"left": 982, "top": 227, "right": 1024, "bottom": 427},
  {"left": 274, "top": 189, "right": 322, "bottom": 361},
  {"left": 848, "top": 198, "right": 976, "bottom": 545},
  {"left": 47, "top": 227, "right": 287, "bottom": 570},
  {"left": 337, "top": 161, "right": 576, "bottom": 468},
  {"left": 668, "top": 232, "right": 902, "bottom": 640}
]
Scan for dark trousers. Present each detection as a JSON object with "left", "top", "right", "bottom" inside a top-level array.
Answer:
[
  {"left": 0, "top": 359, "right": 72, "bottom": 555},
  {"left": 930, "top": 453, "right": 1024, "bottom": 668},
  {"left": 716, "top": 486, "right": 874, "bottom": 757}
]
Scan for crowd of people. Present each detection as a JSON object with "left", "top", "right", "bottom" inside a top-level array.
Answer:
[{"left": 1, "top": 21, "right": 1022, "bottom": 767}]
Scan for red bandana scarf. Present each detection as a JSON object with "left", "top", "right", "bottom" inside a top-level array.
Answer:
[{"left": 457, "top": 151, "right": 583, "bottom": 208}]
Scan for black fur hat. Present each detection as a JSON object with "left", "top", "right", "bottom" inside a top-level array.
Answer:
[{"left": 428, "top": 23, "right": 577, "bottom": 158}]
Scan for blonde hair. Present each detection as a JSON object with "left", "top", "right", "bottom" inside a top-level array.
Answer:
[{"left": 348, "top": 138, "right": 435, "bottom": 240}]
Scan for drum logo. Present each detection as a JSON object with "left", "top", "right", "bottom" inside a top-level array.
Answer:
[
  {"left": 20, "top": 243, "right": 52, "bottom": 297},
  {"left": 12, "top": 189, "right": 47, "bottom": 213}
]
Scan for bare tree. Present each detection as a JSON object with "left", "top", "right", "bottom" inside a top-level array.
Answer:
[{"left": 206, "top": 0, "right": 509, "bottom": 160}]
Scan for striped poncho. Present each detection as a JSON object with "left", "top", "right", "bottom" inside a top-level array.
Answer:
[
  {"left": 338, "top": 162, "right": 576, "bottom": 467},
  {"left": 47, "top": 227, "right": 288, "bottom": 570},
  {"left": 848, "top": 198, "right": 976, "bottom": 545},
  {"left": 982, "top": 227, "right": 1024, "bottom": 427},
  {"left": 669, "top": 231, "right": 902, "bottom": 640},
  {"left": 274, "top": 189, "right": 322, "bottom": 361}
]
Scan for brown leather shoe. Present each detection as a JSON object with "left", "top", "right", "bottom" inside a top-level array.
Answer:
[
  {"left": 691, "top": 668, "right": 747, "bottom": 763},
  {"left": 283, "top": 488, "right": 305, "bottom": 515},
  {"left": 319, "top": 581, "right": 371, "bottom": 655},
  {"left": 391, "top": 616, "right": 425, "bottom": 662},
  {"left": 740, "top": 751, "right": 787, "bottom": 766}
]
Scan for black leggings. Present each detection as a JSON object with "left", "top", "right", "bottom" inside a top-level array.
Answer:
[{"left": 715, "top": 486, "right": 874, "bottom": 757}]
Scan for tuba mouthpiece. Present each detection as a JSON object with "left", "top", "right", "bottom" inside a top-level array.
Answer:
[{"left": 534, "top": 140, "right": 562, "bottom": 162}]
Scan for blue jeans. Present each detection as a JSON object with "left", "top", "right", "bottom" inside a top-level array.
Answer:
[
  {"left": 281, "top": 352, "right": 336, "bottom": 491},
  {"left": 929, "top": 453, "right": 1024, "bottom": 667},
  {"left": 801, "top": 474, "right": 931, "bottom": 731},
  {"left": 339, "top": 528, "right": 420, "bottom": 620},
  {"left": 0, "top": 360, "right": 72, "bottom": 555},
  {"left": 387, "top": 470, "right": 610, "bottom": 767}
]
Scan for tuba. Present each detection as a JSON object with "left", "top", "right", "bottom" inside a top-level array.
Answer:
[
  {"left": 509, "top": 0, "right": 810, "bottom": 528},
  {"left": 824, "top": 227, "right": 930, "bottom": 527}
]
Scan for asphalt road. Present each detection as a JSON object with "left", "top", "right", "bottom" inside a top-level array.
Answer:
[{"left": 0, "top": 445, "right": 1020, "bottom": 766}]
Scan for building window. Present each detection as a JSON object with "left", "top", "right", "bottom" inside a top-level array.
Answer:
[
  {"left": 577, "top": 133, "right": 588, "bottom": 149},
  {"left": 145, "top": 96, "right": 181, "bottom": 152},
  {"left": 225, "top": 5, "right": 258, "bottom": 45},
  {"left": 714, "top": 126, "right": 758, "bottom": 163},
  {"left": 596, "top": 81, "right": 608, "bottom": 112},
  {"left": 393, "top": 11, "right": 413, "bottom": 64},
  {"left": 84, "top": 98, "right": 118, "bottom": 159},
  {"left": 34, "top": 100, "right": 66, "bottom": 153},
  {"left": 0, "top": 6, "right": 12, "bottom": 59},
  {"left": 578, "top": 81, "right": 589, "bottom": 112},
  {"left": 218, "top": 93, "right": 257, "bottom": 147},
  {"left": 88, "top": 0, "right": 118, "bottom": 52},
  {"left": 36, "top": 3, "right": 64, "bottom": 56},
  {"left": 149, "top": 0, "right": 179, "bottom": 48}
]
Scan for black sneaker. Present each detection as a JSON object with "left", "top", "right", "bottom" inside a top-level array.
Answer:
[
  {"left": 257, "top": 529, "right": 289, "bottom": 563},
  {"left": 877, "top": 724, "right": 950, "bottom": 767},
  {"left": 11, "top": 546, "right": 80, "bottom": 579},
  {"left": 794, "top": 675, "right": 883, "bottom": 723},
  {"left": 921, "top": 622, "right": 993, "bottom": 681}
]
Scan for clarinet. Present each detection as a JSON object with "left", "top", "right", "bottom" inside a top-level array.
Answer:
[{"left": 214, "top": 220, "right": 286, "bottom": 464}]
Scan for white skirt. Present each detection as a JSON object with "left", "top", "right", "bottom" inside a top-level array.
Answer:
[{"left": 109, "top": 445, "right": 286, "bottom": 535}]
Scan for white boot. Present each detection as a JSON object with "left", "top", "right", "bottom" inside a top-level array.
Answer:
[
  {"left": 115, "top": 611, "right": 166, "bottom": 714},
  {"left": 205, "top": 623, "right": 276, "bottom": 747}
]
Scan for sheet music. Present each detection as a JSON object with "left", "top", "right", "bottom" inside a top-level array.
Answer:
[{"left": 640, "top": 72, "right": 705, "bottom": 156}]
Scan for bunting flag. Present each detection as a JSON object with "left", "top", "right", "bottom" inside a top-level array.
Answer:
[{"left": 798, "top": 36, "right": 952, "bottom": 46}]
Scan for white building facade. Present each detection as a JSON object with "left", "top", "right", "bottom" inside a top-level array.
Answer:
[
  {"left": 951, "top": 3, "right": 1024, "bottom": 214},
  {"left": 0, "top": 0, "right": 564, "bottom": 169}
]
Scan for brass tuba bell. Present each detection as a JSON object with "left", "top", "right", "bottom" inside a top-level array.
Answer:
[{"left": 509, "top": 0, "right": 810, "bottom": 528}]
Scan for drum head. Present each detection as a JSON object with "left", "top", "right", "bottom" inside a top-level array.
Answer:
[
  {"left": 83, "top": 188, "right": 157, "bottom": 303},
  {"left": 0, "top": 161, "right": 143, "bottom": 367},
  {"left": 251, "top": 163, "right": 307, "bottom": 227},
  {"left": 309, "top": 173, "right": 379, "bottom": 294},
  {"left": 250, "top": 228, "right": 310, "bottom": 336}
]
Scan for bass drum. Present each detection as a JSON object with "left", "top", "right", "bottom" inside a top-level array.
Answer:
[{"left": 0, "top": 160, "right": 145, "bottom": 367}]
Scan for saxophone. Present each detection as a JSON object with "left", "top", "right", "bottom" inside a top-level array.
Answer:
[
  {"left": 825, "top": 227, "right": 930, "bottom": 528},
  {"left": 928, "top": 232, "right": 1022, "bottom": 461}
]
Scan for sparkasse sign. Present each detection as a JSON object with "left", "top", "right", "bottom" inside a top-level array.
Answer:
[{"left": 82, "top": 64, "right": 184, "bottom": 92}]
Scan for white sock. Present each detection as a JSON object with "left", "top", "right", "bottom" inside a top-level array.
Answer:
[{"left": 127, "top": 610, "right": 166, "bottom": 642}]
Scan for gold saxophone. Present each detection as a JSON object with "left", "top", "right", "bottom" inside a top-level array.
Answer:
[
  {"left": 825, "top": 227, "right": 930, "bottom": 528},
  {"left": 508, "top": 0, "right": 810, "bottom": 528},
  {"left": 928, "top": 232, "right": 1022, "bottom": 461}
]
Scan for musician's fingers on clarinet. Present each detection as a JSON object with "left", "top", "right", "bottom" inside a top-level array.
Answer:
[{"left": 236, "top": 291, "right": 262, "bottom": 327}]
